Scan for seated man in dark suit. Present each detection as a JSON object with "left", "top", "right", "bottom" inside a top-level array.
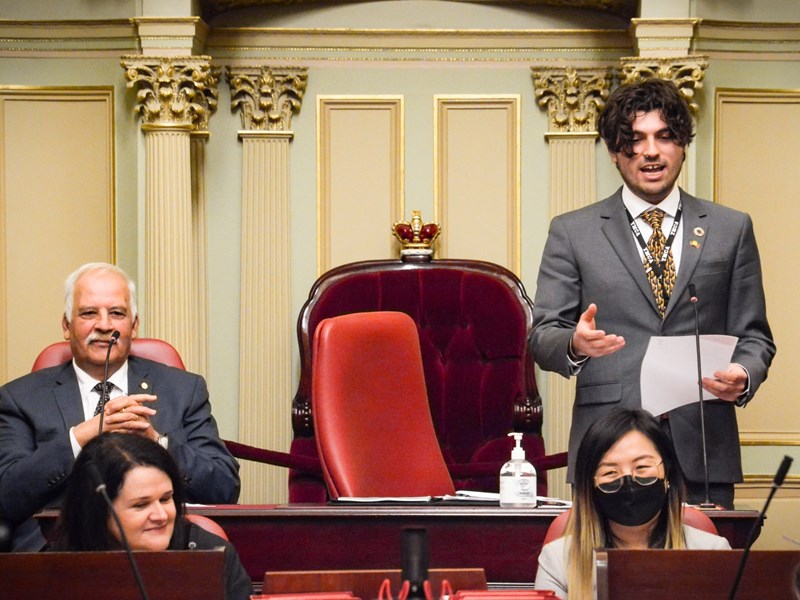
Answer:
[{"left": 0, "top": 262, "right": 240, "bottom": 551}]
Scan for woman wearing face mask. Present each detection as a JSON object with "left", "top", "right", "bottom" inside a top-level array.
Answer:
[
  {"left": 535, "top": 407, "right": 730, "bottom": 599},
  {"left": 50, "top": 432, "right": 253, "bottom": 600}
]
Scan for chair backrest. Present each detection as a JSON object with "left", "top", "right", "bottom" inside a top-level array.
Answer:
[
  {"left": 290, "top": 255, "right": 546, "bottom": 502},
  {"left": 185, "top": 514, "right": 229, "bottom": 541},
  {"left": 542, "top": 506, "right": 719, "bottom": 545},
  {"left": 312, "top": 311, "right": 455, "bottom": 499},
  {"left": 31, "top": 338, "right": 186, "bottom": 372}
]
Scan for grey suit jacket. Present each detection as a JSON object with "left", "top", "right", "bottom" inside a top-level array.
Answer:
[
  {"left": 0, "top": 355, "right": 240, "bottom": 550},
  {"left": 530, "top": 189, "right": 775, "bottom": 482}
]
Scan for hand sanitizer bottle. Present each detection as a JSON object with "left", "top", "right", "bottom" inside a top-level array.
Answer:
[{"left": 499, "top": 432, "right": 537, "bottom": 507}]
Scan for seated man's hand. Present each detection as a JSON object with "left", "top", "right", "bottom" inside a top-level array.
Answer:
[{"left": 73, "top": 394, "right": 158, "bottom": 446}]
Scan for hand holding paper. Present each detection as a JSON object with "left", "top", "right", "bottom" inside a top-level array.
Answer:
[{"left": 640, "top": 335, "right": 738, "bottom": 416}]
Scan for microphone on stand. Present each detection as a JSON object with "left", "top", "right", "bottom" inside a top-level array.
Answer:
[
  {"left": 688, "top": 284, "right": 715, "bottom": 509},
  {"left": 89, "top": 462, "right": 151, "bottom": 600},
  {"left": 728, "top": 455, "right": 793, "bottom": 600},
  {"left": 97, "top": 330, "right": 121, "bottom": 436},
  {"left": 401, "top": 527, "right": 431, "bottom": 600}
]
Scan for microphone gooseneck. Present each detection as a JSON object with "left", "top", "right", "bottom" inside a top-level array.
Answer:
[
  {"left": 728, "top": 455, "right": 794, "bottom": 600},
  {"left": 688, "top": 284, "right": 714, "bottom": 508},
  {"left": 97, "top": 330, "right": 121, "bottom": 436},
  {"left": 93, "top": 470, "right": 151, "bottom": 600}
]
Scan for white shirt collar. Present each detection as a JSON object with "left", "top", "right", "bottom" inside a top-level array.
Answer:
[
  {"left": 73, "top": 359, "right": 129, "bottom": 397},
  {"left": 621, "top": 184, "right": 681, "bottom": 219}
]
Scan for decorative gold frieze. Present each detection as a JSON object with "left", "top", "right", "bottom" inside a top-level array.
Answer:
[
  {"left": 226, "top": 66, "right": 308, "bottom": 131},
  {"left": 121, "top": 56, "right": 218, "bottom": 129},
  {"left": 531, "top": 67, "right": 614, "bottom": 133},
  {"left": 619, "top": 56, "right": 709, "bottom": 113}
]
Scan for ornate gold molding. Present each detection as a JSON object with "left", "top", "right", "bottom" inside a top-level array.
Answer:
[
  {"left": 619, "top": 55, "right": 709, "bottom": 113},
  {"left": 226, "top": 66, "right": 308, "bottom": 131},
  {"left": 531, "top": 66, "right": 614, "bottom": 133},
  {"left": 121, "top": 56, "right": 218, "bottom": 130}
]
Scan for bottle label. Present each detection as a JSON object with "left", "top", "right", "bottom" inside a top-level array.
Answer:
[
  {"left": 514, "top": 477, "right": 535, "bottom": 498},
  {"left": 499, "top": 475, "right": 537, "bottom": 504}
]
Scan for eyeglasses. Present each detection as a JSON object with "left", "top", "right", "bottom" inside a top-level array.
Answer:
[{"left": 594, "top": 461, "right": 664, "bottom": 494}]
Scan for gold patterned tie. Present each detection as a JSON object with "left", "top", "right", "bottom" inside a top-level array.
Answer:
[{"left": 641, "top": 208, "right": 676, "bottom": 317}]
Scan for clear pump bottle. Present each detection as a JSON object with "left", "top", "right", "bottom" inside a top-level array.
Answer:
[{"left": 499, "top": 432, "right": 537, "bottom": 507}]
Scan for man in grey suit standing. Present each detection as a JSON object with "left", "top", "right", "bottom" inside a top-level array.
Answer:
[
  {"left": 0, "top": 263, "right": 240, "bottom": 550},
  {"left": 530, "top": 79, "right": 775, "bottom": 508}
]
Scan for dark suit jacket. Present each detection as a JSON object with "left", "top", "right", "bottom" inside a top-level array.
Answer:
[
  {"left": 530, "top": 189, "right": 775, "bottom": 482},
  {"left": 0, "top": 355, "right": 240, "bottom": 550}
]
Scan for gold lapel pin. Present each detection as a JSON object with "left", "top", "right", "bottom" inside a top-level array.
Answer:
[
  {"left": 693, "top": 227, "right": 705, "bottom": 237},
  {"left": 690, "top": 240, "right": 701, "bottom": 249},
  {"left": 140, "top": 382, "right": 149, "bottom": 390}
]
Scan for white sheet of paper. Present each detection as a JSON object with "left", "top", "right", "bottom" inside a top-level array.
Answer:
[{"left": 640, "top": 334, "right": 738, "bottom": 416}]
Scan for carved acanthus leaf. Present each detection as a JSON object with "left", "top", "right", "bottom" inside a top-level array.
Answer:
[
  {"left": 532, "top": 67, "right": 614, "bottom": 133},
  {"left": 227, "top": 66, "right": 308, "bottom": 131}
]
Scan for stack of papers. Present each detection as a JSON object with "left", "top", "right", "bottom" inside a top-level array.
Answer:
[{"left": 335, "top": 490, "right": 571, "bottom": 506}]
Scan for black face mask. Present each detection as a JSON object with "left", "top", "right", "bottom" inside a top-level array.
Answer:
[{"left": 593, "top": 475, "right": 667, "bottom": 527}]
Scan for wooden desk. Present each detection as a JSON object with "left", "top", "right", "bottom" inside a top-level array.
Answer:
[
  {"left": 596, "top": 549, "right": 800, "bottom": 600},
  {"left": 187, "top": 504, "right": 760, "bottom": 586},
  {"left": 0, "top": 549, "right": 225, "bottom": 600}
]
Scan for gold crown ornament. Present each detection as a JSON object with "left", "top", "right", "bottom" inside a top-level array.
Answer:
[{"left": 392, "top": 210, "right": 441, "bottom": 256}]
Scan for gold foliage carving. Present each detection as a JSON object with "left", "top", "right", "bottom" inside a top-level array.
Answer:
[
  {"left": 226, "top": 66, "right": 308, "bottom": 131},
  {"left": 532, "top": 67, "right": 614, "bottom": 133},
  {"left": 121, "top": 56, "right": 218, "bottom": 129},
  {"left": 620, "top": 56, "right": 709, "bottom": 113}
]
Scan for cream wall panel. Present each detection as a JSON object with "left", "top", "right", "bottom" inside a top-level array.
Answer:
[
  {"left": 735, "top": 480, "right": 800, "bottom": 550},
  {"left": 317, "top": 96, "right": 403, "bottom": 273},
  {"left": 434, "top": 96, "right": 520, "bottom": 274},
  {"left": 715, "top": 90, "right": 800, "bottom": 444},
  {"left": 0, "top": 89, "right": 113, "bottom": 383}
]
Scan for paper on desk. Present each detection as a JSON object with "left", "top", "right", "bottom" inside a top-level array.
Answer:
[
  {"left": 336, "top": 496, "right": 433, "bottom": 503},
  {"left": 640, "top": 334, "right": 738, "bottom": 416}
]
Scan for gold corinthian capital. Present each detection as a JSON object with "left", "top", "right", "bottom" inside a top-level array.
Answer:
[
  {"left": 531, "top": 67, "right": 614, "bottom": 133},
  {"left": 120, "top": 56, "right": 218, "bottom": 131},
  {"left": 226, "top": 66, "right": 309, "bottom": 131},
  {"left": 619, "top": 56, "right": 709, "bottom": 114}
]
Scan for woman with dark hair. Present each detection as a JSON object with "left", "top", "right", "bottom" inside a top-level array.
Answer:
[
  {"left": 534, "top": 407, "right": 730, "bottom": 599},
  {"left": 51, "top": 432, "right": 252, "bottom": 600}
]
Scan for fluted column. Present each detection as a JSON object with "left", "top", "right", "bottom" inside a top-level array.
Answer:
[
  {"left": 532, "top": 66, "right": 613, "bottom": 501},
  {"left": 121, "top": 56, "right": 218, "bottom": 375},
  {"left": 228, "top": 66, "right": 308, "bottom": 503}
]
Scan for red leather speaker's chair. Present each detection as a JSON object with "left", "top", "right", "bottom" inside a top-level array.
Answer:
[
  {"left": 312, "top": 311, "right": 455, "bottom": 499},
  {"left": 288, "top": 253, "right": 567, "bottom": 503}
]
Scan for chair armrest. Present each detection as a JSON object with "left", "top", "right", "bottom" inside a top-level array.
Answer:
[
  {"left": 223, "top": 439, "right": 323, "bottom": 474},
  {"left": 446, "top": 452, "right": 568, "bottom": 479}
]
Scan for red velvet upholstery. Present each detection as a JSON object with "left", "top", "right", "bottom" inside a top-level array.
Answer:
[
  {"left": 542, "top": 506, "right": 719, "bottom": 545},
  {"left": 312, "top": 311, "right": 456, "bottom": 499},
  {"left": 290, "top": 255, "right": 567, "bottom": 503},
  {"left": 32, "top": 338, "right": 186, "bottom": 371}
]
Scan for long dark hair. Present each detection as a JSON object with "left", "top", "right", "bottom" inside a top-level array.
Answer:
[
  {"left": 566, "top": 407, "right": 686, "bottom": 597},
  {"left": 52, "top": 432, "right": 186, "bottom": 551},
  {"left": 598, "top": 78, "right": 695, "bottom": 156}
]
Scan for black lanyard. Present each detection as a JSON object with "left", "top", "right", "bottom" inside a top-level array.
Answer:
[{"left": 625, "top": 200, "right": 682, "bottom": 282}]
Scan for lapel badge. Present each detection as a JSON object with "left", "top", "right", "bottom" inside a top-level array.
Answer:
[
  {"left": 693, "top": 226, "right": 705, "bottom": 237},
  {"left": 690, "top": 240, "right": 701, "bottom": 249},
  {"left": 140, "top": 382, "right": 149, "bottom": 390}
]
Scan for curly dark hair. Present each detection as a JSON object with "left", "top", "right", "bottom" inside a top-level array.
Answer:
[
  {"left": 598, "top": 78, "right": 695, "bottom": 156},
  {"left": 51, "top": 432, "right": 186, "bottom": 551}
]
